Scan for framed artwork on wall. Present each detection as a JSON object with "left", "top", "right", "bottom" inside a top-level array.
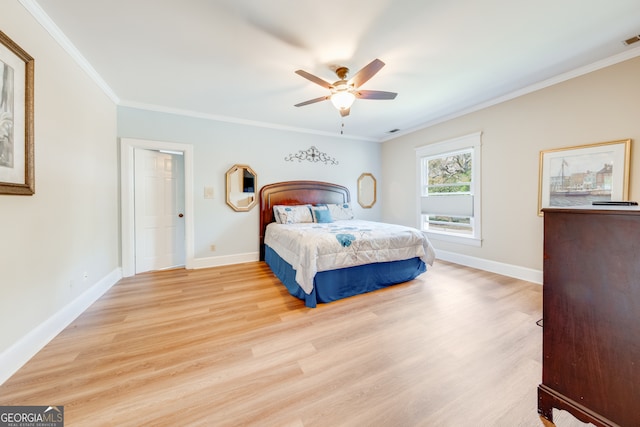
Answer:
[
  {"left": 538, "top": 139, "right": 631, "bottom": 215},
  {"left": 0, "top": 30, "right": 34, "bottom": 195}
]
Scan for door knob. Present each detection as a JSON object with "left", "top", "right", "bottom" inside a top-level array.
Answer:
[{"left": 178, "top": 213, "right": 184, "bottom": 218}]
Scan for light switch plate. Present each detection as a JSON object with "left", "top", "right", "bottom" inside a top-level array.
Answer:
[{"left": 204, "top": 186, "right": 214, "bottom": 199}]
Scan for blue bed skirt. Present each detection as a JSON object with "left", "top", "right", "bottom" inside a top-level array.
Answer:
[{"left": 265, "top": 245, "right": 426, "bottom": 308}]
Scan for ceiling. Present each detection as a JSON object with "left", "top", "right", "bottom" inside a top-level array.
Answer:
[{"left": 29, "top": 0, "right": 640, "bottom": 141}]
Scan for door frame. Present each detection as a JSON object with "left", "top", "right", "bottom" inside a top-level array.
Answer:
[{"left": 120, "top": 138, "right": 194, "bottom": 277}]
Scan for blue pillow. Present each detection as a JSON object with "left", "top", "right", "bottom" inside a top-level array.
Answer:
[{"left": 313, "top": 208, "right": 333, "bottom": 223}]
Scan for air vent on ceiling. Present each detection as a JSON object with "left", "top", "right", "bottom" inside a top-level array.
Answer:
[
  {"left": 387, "top": 128, "right": 401, "bottom": 134},
  {"left": 623, "top": 34, "right": 640, "bottom": 46}
]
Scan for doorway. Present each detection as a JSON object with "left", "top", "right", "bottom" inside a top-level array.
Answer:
[{"left": 120, "top": 138, "right": 194, "bottom": 277}]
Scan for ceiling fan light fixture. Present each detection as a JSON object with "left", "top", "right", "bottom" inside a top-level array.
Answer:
[
  {"left": 330, "top": 90, "right": 355, "bottom": 111},
  {"left": 294, "top": 58, "right": 396, "bottom": 117}
]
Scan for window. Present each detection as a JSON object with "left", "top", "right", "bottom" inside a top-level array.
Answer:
[
  {"left": 422, "top": 149, "right": 473, "bottom": 234},
  {"left": 416, "top": 132, "right": 481, "bottom": 246}
]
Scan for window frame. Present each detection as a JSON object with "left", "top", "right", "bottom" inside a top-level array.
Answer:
[{"left": 415, "top": 132, "right": 482, "bottom": 246}]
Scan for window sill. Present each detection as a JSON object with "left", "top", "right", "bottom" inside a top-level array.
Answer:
[{"left": 424, "top": 231, "right": 482, "bottom": 247}]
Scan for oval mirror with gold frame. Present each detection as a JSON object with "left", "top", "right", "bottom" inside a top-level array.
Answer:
[
  {"left": 357, "top": 173, "right": 377, "bottom": 208},
  {"left": 226, "top": 164, "right": 257, "bottom": 212}
]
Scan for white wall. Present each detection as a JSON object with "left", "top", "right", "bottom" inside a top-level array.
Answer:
[
  {"left": 382, "top": 56, "right": 640, "bottom": 274},
  {"left": 117, "top": 107, "right": 382, "bottom": 262},
  {"left": 0, "top": 1, "right": 119, "bottom": 375}
]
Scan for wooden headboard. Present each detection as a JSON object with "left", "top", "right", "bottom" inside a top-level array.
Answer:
[{"left": 259, "top": 180, "right": 350, "bottom": 260}]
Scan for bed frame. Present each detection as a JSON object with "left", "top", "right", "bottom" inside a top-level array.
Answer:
[{"left": 259, "top": 180, "right": 349, "bottom": 260}]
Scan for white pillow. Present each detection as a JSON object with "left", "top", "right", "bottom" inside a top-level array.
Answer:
[
  {"left": 273, "top": 205, "right": 313, "bottom": 224},
  {"left": 326, "top": 203, "right": 355, "bottom": 220}
]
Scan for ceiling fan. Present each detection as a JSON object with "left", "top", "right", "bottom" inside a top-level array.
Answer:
[{"left": 294, "top": 58, "right": 397, "bottom": 117}]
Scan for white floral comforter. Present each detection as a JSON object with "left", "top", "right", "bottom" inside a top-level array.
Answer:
[{"left": 265, "top": 220, "right": 436, "bottom": 294}]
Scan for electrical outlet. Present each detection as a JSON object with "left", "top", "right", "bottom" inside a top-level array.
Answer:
[
  {"left": 210, "top": 245, "right": 216, "bottom": 251},
  {"left": 82, "top": 272, "right": 88, "bottom": 280}
]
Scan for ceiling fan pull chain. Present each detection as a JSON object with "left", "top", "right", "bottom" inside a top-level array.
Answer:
[{"left": 341, "top": 120, "right": 345, "bottom": 135}]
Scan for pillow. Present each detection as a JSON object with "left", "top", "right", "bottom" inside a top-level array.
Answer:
[
  {"left": 311, "top": 206, "right": 333, "bottom": 223},
  {"left": 326, "top": 202, "right": 355, "bottom": 220},
  {"left": 273, "top": 206, "right": 283, "bottom": 224},
  {"left": 273, "top": 205, "right": 313, "bottom": 224}
]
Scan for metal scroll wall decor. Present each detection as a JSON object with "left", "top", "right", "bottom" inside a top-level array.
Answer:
[{"left": 285, "top": 146, "right": 339, "bottom": 165}]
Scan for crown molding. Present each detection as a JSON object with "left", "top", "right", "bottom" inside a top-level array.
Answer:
[
  {"left": 382, "top": 45, "right": 640, "bottom": 142},
  {"left": 21, "top": 0, "right": 640, "bottom": 143},
  {"left": 20, "top": 0, "right": 375, "bottom": 141},
  {"left": 19, "top": 0, "right": 120, "bottom": 103},
  {"left": 118, "top": 100, "right": 377, "bottom": 142}
]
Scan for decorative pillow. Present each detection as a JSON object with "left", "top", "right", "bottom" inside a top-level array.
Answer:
[
  {"left": 273, "top": 206, "right": 284, "bottom": 224},
  {"left": 311, "top": 206, "right": 333, "bottom": 223},
  {"left": 326, "top": 202, "right": 355, "bottom": 220},
  {"left": 273, "top": 205, "right": 313, "bottom": 224}
]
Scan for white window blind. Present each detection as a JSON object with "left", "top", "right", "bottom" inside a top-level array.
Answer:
[{"left": 420, "top": 194, "right": 474, "bottom": 216}]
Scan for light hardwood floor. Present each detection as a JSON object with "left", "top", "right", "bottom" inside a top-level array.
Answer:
[{"left": 0, "top": 260, "right": 591, "bottom": 426}]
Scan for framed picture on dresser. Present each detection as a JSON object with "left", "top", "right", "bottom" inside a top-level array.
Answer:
[
  {"left": 0, "top": 30, "right": 34, "bottom": 195},
  {"left": 537, "top": 139, "right": 631, "bottom": 215}
]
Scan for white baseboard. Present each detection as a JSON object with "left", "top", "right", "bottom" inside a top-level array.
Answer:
[
  {"left": 191, "top": 252, "right": 259, "bottom": 269},
  {"left": 435, "top": 250, "right": 542, "bottom": 284},
  {"left": 0, "top": 268, "right": 122, "bottom": 386}
]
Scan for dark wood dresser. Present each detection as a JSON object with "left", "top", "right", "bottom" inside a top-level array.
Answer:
[{"left": 538, "top": 207, "right": 640, "bottom": 426}]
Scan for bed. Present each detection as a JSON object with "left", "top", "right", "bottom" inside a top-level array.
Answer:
[{"left": 259, "top": 180, "right": 435, "bottom": 307}]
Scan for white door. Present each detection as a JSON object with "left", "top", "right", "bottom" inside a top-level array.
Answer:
[{"left": 134, "top": 148, "right": 185, "bottom": 274}]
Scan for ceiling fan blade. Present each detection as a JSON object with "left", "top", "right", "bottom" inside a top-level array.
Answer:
[
  {"left": 349, "top": 59, "right": 385, "bottom": 88},
  {"left": 356, "top": 90, "right": 397, "bottom": 100},
  {"left": 294, "top": 95, "right": 330, "bottom": 107},
  {"left": 295, "top": 70, "right": 333, "bottom": 89},
  {"left": 339, "top": 108, "right": 350, "bottom": 117}
]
